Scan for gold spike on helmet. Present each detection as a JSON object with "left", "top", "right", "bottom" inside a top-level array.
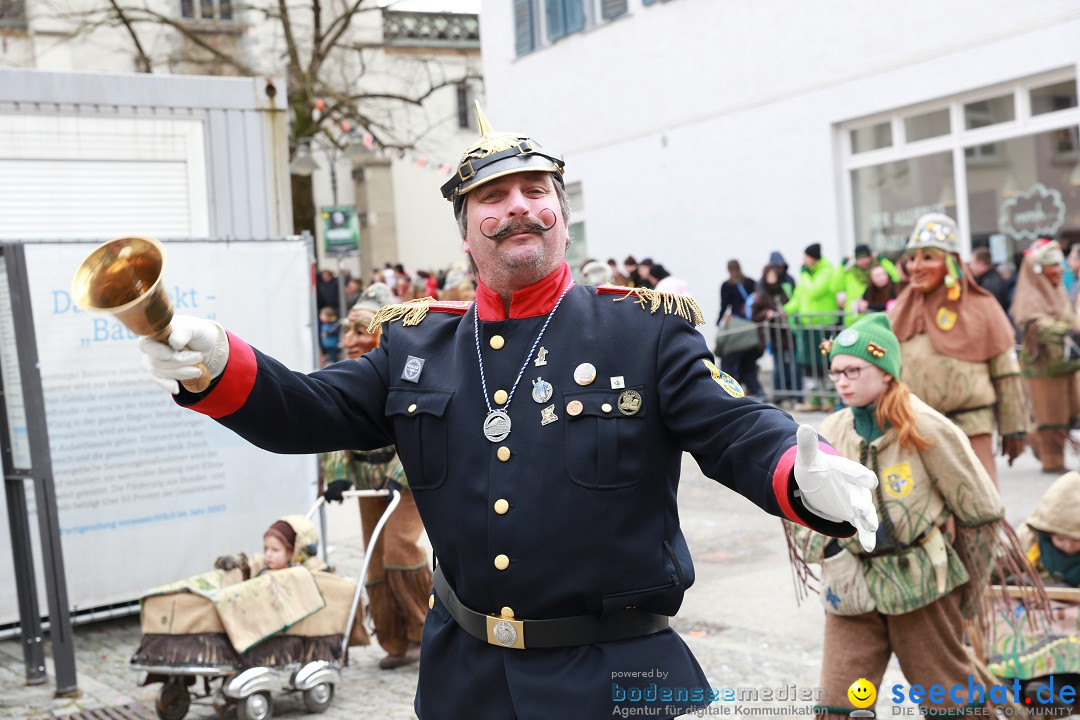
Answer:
[{"left": 440, "top": 101, "right": 565, "bottom": 217}]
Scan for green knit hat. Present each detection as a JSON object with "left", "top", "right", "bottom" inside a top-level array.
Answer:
[{"left": 825, "top": 313, "right": 901, "bottom": 379}]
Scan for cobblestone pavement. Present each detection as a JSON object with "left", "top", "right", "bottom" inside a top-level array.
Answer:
[{"left": 1, "top": 411, "right": 1070, "bottom": 719}]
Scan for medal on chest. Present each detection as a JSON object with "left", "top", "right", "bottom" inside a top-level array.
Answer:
[
  {"left": 531, "top": 377, "right": 553, "bottom": 403},
  {"left": 473, "top": 283, "right": 573, "bottom": 442}
]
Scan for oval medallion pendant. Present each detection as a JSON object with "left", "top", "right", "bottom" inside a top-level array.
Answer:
[{"left": 483, "top": 410, "right": 512, "bottom": 442}]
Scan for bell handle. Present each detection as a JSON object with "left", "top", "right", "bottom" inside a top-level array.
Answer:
[{"left": 149, "top": 325, "right": 213, "bottom": 393}]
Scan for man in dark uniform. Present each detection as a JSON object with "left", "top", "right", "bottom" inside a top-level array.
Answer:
[{"left": 138, "top": 104, "right": 879, "bottom": 719}]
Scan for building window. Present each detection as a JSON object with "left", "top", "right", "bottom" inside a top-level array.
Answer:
[
  {"left": 0, "top": 0, "right": 26, "bottom": 27},
  {"left": 515, "top": 0, "right": 626, "bottom": 56},
  {"left": 904, "top": 108, "right": 950, "bottom": 143},
  {"left": 841, "top": 70, "right": 1080, "bottom": 259},
  {"left": 963, "top": 95, "right": 1014, "bottom": 130},
  {"left": 456, "top": 84, "right": 473, "bottom": 129},
  {"left": 1030, "top": 79, "right": 1078, "bottom": 116},
  {"left": 966, "top": 129, "right": 1078, "bottom": 254},
  {"left": 181, "top": 0, "right": 233, "bottom": 21},
  {"left": 564, "top": 182, "right": 589, "bottom": 278},
  {"left": 601, "top": 0, "right": 628, "bottom": 19},
  {"left": 850, "top": 122, "right": 892, "bottom": 154},
  {"left": 851, "top": 152, "right": 956, "bottom": 255},
  {"left": 514, "top": 0, "right": 535, "bottom": 55},
  {"left": 546, "top": 0, "right": 585, "bottom": 42}
]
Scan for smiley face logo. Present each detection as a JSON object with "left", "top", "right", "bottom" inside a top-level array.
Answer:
[{"left": 847, "top": 678, "right": 876, "bottom": 709}]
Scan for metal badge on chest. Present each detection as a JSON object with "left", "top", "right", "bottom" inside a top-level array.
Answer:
[{"left": 473, "top": 284, "right": 573, "bottom": 442}]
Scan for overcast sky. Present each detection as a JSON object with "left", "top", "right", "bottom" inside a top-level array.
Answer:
[{"left": 379, "top": 0, "right": 481, "bottom": 12}]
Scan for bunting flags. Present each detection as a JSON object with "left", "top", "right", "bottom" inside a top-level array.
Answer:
[{"left": 307, "top": 104, "right": 459, "bottom": 176}]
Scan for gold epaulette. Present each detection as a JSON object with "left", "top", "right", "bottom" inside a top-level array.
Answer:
[
  {"left": 366, "top": 297, "right": 471, "bottom": 333},
  {"left": 595, "top": 285, "right": 705, "bottom": 326}
]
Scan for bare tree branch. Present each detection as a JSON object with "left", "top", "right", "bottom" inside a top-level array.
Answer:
[{"left": 106, "top": 0, "right": 153, "bottom": 72}]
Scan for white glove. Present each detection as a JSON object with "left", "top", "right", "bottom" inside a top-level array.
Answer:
[
  {"left": 793, "top": 424, "right": 879, "bottom": 553},
  {"left": 138, "top": 315, "right": 229, "bottom": 394}
]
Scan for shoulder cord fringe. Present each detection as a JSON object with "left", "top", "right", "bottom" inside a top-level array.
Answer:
[
  {"left": 611, "top": 288, "right": 706, "bottom": 326},
  {"left": 366, "top": 296, "right": 436, "bottom": 333}
]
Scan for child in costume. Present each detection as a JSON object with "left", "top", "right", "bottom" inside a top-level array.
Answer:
[
  {"left": 788, "top": 313, "right": 1018, "bottom": 718},
  {"left": 214, "top": 514, "right": 323, "bottom": 579}
]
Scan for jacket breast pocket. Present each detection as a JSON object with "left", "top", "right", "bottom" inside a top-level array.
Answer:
[
  {"left": 563, "top": 387, "right": 648, "bottom": 490},
  {"left": 386, "top": 388, "right": 454, "bottom": 490}
]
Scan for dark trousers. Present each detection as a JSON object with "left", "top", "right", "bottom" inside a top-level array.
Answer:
[{"left": 720, "top": 348, "right": 764, "bottom": 397}]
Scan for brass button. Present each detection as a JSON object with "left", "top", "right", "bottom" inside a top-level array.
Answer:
[
  {"left": 494, "top": 554, "right": 510, "bottom": 570},
  {"left": 500, "top": 606, "right": 515, "bottom": 618},
  {"left": 428, "top": 595, "right": 435, "bottom": 610},
  {"left": 494, "top": 498, "right": 509, "bottom": 515},
  {"left": 566, "top": 400, "right": 583, "bottom": 416},
  {"left": 601, "top": 403, "right": 613, "bottom": 413},
  {"left": 490, "top": 335, "right": 505, "bottom": 350},
  {"left": 408, "top": 403, "right": 417, "bottom": 413},
  {"left": 497, "top": 446, "right": 511, "bottom": 462},
  {"left": 493, "top": 389, "right": 509, "bottom": 405}
]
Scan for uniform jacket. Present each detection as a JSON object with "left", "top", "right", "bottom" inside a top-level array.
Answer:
[
  {"left": 176, "top": 263, "right": 853, "bottom": 720},
  {"left": 899, "top": 333, "right": 1028, "bottom": 438},
  {"left": 795, "top": 395, "right": 1003, "bottom": 616}
]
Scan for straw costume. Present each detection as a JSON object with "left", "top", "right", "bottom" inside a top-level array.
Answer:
[
  {"left": 888, "top": 213, "right": 1028, "bottom": 483},
  {"left": 1010, "top": 239, "right": 1080, "bottom": 473}
]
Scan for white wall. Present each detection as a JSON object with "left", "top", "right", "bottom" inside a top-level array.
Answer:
[{"left": 480, "top": 0, "right": 1080, "bottom": 326}]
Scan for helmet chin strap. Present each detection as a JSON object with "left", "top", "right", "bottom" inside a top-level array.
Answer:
[{"left": 479, "top": 207, "right": 558, "bottom": 240}]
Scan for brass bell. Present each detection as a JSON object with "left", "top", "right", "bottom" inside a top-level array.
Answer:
[{"left": 71, "top": 236, "right": 210, "bottom": 391}]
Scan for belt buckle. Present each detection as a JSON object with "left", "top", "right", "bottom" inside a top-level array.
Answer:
[{"left": 485, "top": 615, "right": 525, "bottom": 649}]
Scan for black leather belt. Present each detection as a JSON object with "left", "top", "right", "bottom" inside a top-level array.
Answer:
[{"left": 432, "top": 567, "right": 669, "bottom": 650}]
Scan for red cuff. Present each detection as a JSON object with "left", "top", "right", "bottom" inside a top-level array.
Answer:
[
  {"left": 187, "top": 332, "right": 257, "bottom": 419},
  {"left": 772, "top": 441, "right": 840, "bottom": 527}
]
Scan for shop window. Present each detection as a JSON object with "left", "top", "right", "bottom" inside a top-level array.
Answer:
[
  {"left": 904, "top": 109, "right": 950, "bottom": 142},
  {"left": 546, "top": 0, "right": 585, "bottom": 42},
  {"left": 964, "top": 95, "right": 1015, "bottom": 130},
  {"left": 850, "top": 122, "right": 892, "bottom": 154},
  {"left": 965, "top": 142, "right": 1005, "bottom": 166},
  {"left": 851, "top": 151, "right": 955, "bottom": 255},
  {"left": 1030, "top": 80, "right": 1079, "bottom": 116},
  {"left": 966, "top": 129, "right": 1080, "bottom": 254}
]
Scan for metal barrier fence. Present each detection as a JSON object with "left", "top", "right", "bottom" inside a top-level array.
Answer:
[{"left": 715, "top": 311, "right": 849, "bottom": 409}]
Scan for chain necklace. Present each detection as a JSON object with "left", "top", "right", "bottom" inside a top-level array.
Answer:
[{"left": 473, "top": 282, "right": 573, "bottom": 442}]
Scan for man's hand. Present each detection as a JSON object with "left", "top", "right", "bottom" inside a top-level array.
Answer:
[
  {"left": 138, "top": 315, "right": 229, "bottom": 394},
  {"left": 793, "top": 425, "right": 879, "bottom": 553},
  {"left": 323, "top": 480, "right": 351, "bottom": 503}
]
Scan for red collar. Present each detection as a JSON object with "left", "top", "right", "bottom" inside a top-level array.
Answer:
[{"left": 475, "top": 263, "right": 574, "bottom": 321}]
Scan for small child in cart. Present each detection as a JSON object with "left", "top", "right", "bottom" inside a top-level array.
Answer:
[{"left": 213, "top": 515, "right": 324, "bottom": 580}]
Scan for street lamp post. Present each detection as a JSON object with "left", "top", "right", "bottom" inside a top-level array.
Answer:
[{"left": 290, "top": 136, "right": 359, "bottom": 324}]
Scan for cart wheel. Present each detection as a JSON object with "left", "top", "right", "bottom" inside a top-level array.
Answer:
[
  {"left": 236, "top": 691, "right": 273, "bottom": 720},
  {"left": 302, "top": 682, "right": 335, "bottom": 713},
  {"left": 155, "top": 678, "right": 190, "bottom": 720}
]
